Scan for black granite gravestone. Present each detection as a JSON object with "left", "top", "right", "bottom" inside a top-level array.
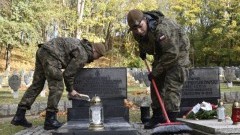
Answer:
[
  {"left": 180, "top": 67, "right": 220, "bottom": 116},
  {"left": 53, "top": 68, "right": 137, "bottom": 135}
]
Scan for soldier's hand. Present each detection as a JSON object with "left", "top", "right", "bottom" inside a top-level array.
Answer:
[
  {"left": 70, "top": 90, "right": 78, "bottom": 96},
  {"left": 140, "top": 52, "right": 146, "bottom": 60},
  {"left": 148, "top": 72, "right": 154, "bottom": 81}
]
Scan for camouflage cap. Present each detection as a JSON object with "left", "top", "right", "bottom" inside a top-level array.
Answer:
[
  {"left": 92, "top": 43, "right": 106, "bottom": 56},
  {"left": 127, "top": 9, "right": 144, "bottom": 31}
]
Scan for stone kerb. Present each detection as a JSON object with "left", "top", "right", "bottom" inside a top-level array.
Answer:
[{"left": 0, "top": 100, "right": 71, "bottom": 117}]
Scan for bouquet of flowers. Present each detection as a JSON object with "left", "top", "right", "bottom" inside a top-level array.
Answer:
[{"left": 185, "top": 101, "right": 217, "bottom": 120}]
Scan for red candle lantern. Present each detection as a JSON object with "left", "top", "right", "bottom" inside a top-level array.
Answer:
[{"left": 232, "top": 101, "right": 240, "bottom": 125}]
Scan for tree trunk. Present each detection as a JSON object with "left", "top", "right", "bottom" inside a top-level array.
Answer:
[
  {"left": 42, "top": 25, "right": 47, "bottom": 41},
  {"left": 76, "top": 0, "right": 85, "bottom": 39},
  {"left": 5, "top": 44, "right": 13, "bottom": 71}
]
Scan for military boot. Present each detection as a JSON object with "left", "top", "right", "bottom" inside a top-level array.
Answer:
[
  {"left": 144, "top": 108, "right": 165, "bottom": 129},
  {"left": 167, "top": 112, "right": 179, "bottom": 122},
  {"left": 11, "top": 108, "right": 32, "bottom": 127},
  {"left": 44, "top": 111, "right": 63, "bottom": 130}
]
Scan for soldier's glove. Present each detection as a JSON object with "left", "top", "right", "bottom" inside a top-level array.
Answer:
[
  {"left": 148, "top": 72, "right": 154, "bottom": 81},
  {"left": 140, "top": 52, "right": 146, "bottom": 60}
]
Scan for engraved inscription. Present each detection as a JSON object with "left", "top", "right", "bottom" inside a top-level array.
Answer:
[
  {"left": 182, "top": 68, "right": 220, "bottom": 99},
  {"left": 73, "top": 68, "right": 127, "bottom": 98}
]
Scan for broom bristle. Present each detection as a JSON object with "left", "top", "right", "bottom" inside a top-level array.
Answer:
[{"left": 152, "top": 124, "right": 192, "bottom": 135}]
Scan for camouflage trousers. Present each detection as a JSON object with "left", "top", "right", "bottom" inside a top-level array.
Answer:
[
  {"left": 18, "top": 47, "right": 64, "bottom": 112},
  {"left": 151, "top": 65, "right": 188, "bottom": 112}
]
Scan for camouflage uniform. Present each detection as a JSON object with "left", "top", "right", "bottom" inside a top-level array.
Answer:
[
  {"left": 18, "top": 37, "right": 93, "bottom": 112},
  {"left": 133, "top": 11, "right": 191, "bottom": 112}
]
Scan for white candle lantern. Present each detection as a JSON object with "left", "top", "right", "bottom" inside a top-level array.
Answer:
[
  {"left": 89, "top": 95, "right": 104, "bottom": 130},
  {"left": 217, "top": 100, "right": 225, "bottom": 122}
]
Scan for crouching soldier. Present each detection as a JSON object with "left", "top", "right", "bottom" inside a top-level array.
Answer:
[{"left": 11, "top": 37, "right": 107, "bottom": 130}]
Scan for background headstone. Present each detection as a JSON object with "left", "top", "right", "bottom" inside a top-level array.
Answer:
[
  {"left": 224, "top": 67, "right": 236, "bottom": 87},
  {"left": 235, "top": 68, "right": 240, "bottom": 80},
  {"left": 8, "top": 74, "right": 21, "bottom": 98},
  {"left": 24, "top": 70, "right": 34, "bottom": 87},
  {"left": 24, "top": 74, "right": 31, "bottom": 86},
  {"left": 219, "top": 67, "right": 224, "bottom": 82}
]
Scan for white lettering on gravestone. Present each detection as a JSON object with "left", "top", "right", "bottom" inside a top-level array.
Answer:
[{"left": 8, "top": 74, "right": 21, "bottom": 98}]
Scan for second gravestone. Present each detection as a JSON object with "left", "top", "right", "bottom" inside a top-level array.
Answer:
[
  {"left": 53, "top": 68, "right": 137, "bottom": 135},
  {"left": 180, "top": 67, "right": 220, "bottom": 116}
]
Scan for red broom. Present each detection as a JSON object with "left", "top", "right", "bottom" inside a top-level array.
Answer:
[{"left": 144, "top": 60, "right": 192, "bottom": 135}]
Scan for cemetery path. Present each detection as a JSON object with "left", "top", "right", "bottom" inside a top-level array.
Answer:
[{"left": 14, "top": 126, "right": 52, "bottom": 135}]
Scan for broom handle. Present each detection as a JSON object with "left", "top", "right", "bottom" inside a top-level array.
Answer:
[{"left": 144, "top": 60, "right": 171, "bottom": 123}]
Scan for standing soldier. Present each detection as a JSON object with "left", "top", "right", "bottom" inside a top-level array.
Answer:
[
  {"left": 11, "top": 37, "right": 106, "bottom": 130},
  {"left": 127, "top": 9, "right": 191, "bottom": 129}
]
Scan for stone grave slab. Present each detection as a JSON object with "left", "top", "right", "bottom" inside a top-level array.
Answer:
[
  {"left": 181, "top": 67, "right": 220, "bottom": 116},
  {"left": 178, "top": 118, "right": 240, "bottom": 135},
  {"left": 53, "top": 117, "right": 137, "bottom": 135}
]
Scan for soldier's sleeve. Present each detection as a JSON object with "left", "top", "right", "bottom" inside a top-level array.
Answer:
[
  {"left": 152, "top": 23, "right": 179, "bottom": 77},
  {"left": 63, "top": 48, "right": 87, "bottom": 92},
  {"left": 133, "top": 33, "right": 146, "bottom": 57}
]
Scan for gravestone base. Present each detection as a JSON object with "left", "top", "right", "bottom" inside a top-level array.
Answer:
[
  {"left": 52, "top": 117, "right": 138, "bottom": 135},
  {"left": 178, "top": 118, "right": 240, "bottom": 135}
]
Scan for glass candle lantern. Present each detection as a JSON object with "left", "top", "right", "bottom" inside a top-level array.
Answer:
[
  {"left": 217, "top": 100, "right": 225, "bottom": 122},
  {"left": 232, "top": 101, "right": 240, "bottom": 125},
  {"left": 89, "top": 95, "right": 104, "bottom": 130}
]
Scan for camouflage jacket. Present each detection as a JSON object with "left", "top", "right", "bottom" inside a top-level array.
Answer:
[
  {"left": 133, "top": 11, "right": 191, "bottom": 77},
  {"left": 40, "top": 37, "right": 93, "bottom": 92}
]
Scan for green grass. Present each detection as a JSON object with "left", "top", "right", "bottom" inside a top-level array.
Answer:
[
  {"left": 0, "top": 115, "right": 67, "bottom": 135},
  {"left": 220, "top": 83, "right": 240, "bottom": 92}
]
